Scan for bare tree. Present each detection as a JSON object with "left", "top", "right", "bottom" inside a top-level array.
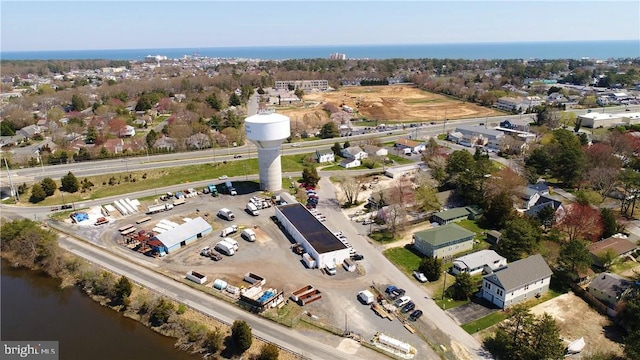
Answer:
[
  {"left": 338, "top": 175, "right": 365, "bottom": 207},
  {"left": 382, "top": 203, "right": 406, "bottom": 237}
]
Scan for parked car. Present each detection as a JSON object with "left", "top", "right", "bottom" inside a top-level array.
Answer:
[
  {"left": 390, "top": 288, "right": 406, "bottom": 300},
  {"left": 401, "top": 301, "right": 416, "bottom": 313},
  {"left": 409, "top": 309, "right": 423, "bottom": 321},
  {"left": 385, "top": 285, "right": 397, "bottom": 294},
  {"left": 219, "top": 175, "right": 228, "bottom": 180},
  {"left": 233, "top": 154, "right": 242, "bottom": 158},
  {"left": 351, "top": 254, "right": 364, "bottom": 261},
  {"left": 413, "top": 271, "right": 428, "bottom": 283},
  {"left": 291, "top": 143, "right": 301, "bottom": 147}
]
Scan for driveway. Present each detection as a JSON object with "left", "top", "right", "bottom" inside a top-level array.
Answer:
[{"left": 446, "top": 296, "right": 499, "bottom": 326}]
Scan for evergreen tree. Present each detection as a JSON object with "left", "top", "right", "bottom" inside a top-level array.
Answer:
[
  {"left": 302, "top": 166, "right": 320, "bottom": 186},
  {"left": 71, "top": 94, "right": 86, "bottom": 111},
  {"left": 205, "top": 93, "right": 222, "bottom": 110},
  {"left": 61, "top": 171, "right": 80, "bottom": 193},
  {"left": 29, "top": 183, "right": 46, "bottom": 203},
  {"left": 320, "top": 122, "right": 339, "bottom": 139},
  {"left": 113, "top": 276, "right": 133, "bottom": 306},
  {"left": 146, "top": 129, "right": 158, "bottom": 149},
  {"left": 600, "top": 208, "right": 620, "bottom": 238},
  {"left": 559, "top": 238, "right": 591, "bottom": 277},
  {"left": 418, "top": 256, "right": 442, "bottom": 281},
  {"left": 85, "top": 126, "right": 97, "bottom": 144},
  {"left": 231, "top": 320, "right": 252, "bottom": 353},
  {"left": 343, "top": 141, "right": 351, "bottom": 149},
  {"left": 229, "top": 92, "right": 241, "bottom": 107},
  {"left": 452, "top": 272, "right": 475, "bottom": 300},
  {"left": 331, "top": 142, "right": 342, "bottom": 156},
  {"left": 252, "top": 343, "right": 279, "bottom": 360},
  {"left": 497, "top": 217, "right": 541, "bottom": 261},
  {"left": 40, "top": 178, "right": 57, "bottom": 197}
]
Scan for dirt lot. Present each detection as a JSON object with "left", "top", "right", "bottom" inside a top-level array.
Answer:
[
  {"left": 278, "top": 84, "right": 501, "bottom": 123},
  {"left": 529, "top": 293, "right": 624, "bottom": 357}
]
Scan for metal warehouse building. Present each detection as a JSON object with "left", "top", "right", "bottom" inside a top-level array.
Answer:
[
  {"left": 151, "top": 217, "right": 212, "bottom": 255},
  {"left": 275, "top": 203, "right": 350, "bottom": 268}
]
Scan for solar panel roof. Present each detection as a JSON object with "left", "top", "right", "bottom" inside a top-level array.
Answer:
[{"left": 278, "top": 203, "right": 347, "bottom": 254}]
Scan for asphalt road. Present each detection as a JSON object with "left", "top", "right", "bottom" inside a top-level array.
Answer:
[{"left": 54, "top": 229, "right": 356, "bottom": 360}]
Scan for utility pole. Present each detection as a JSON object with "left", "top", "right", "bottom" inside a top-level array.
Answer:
[
  {"left": 4, "top": 157, "right": 18, "bottom": 202},
  {"left": 441, "top": 270, "right": 447, "bottom": 301}
]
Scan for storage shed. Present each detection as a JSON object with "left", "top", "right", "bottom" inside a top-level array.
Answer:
[{"left": 151, "top": 217, "right": 212, "bottom": 254}]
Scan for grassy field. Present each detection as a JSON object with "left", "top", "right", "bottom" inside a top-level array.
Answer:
[
  {"left": 386, "top": 154, "right": 415, "bottom": 165},
  {"left": 21, "top": 154, "right": 315, "bottom": 206},
  {"left": 369, "top": 229, "right": 397, "bottom": 244},
  {"left": 383, "top": 247, "right": 421, "bottom": 275},
  {"left": 461, "top": 312, "right": 509, "bottom": 334}
]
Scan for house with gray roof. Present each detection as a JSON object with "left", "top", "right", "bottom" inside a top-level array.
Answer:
[
  {"left": 452, "top": 250, "right": 507, "bottom": 276},
  {"left": 453, "top": 125, "right": 505, "bottom": 150},
  {"left": 588, "top": 273, "right": 633, "bottom": 315},
  {"left": 341, "top": 146, "right": 367, "bottom": 160},
  {"left": 413, "top": 223, "right": 475, "bottom": 259},
  {"left": 315, "top": 149, "right": 334, "bottom": 163},
  {"left": 480, "top": 254, "right": 553, "bottom": 309}
]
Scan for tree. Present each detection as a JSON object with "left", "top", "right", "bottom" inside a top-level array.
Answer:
[
  {"left": 320, "top": 122, "right": 339, "bottom": 139},
  {"left": 252, "top": 343, "right": 279, "bottom": 360},
  {"left": 231, "top": 320, "right": 252, "bottom": 353},
  {"left": 331, "top": 142, "right": 342, "bottom": 156},
  {"left": 294, "top": 88, "right": 304, "bottom": 99},
  {"left": 60, "top": 171, "right": 80, "bottom": 193},
  {"left": 452, "top": 272, "right": 475, "bottom": 300},
  {"left": 621, "top": 289, "right": 640, "bottom": 359},
  {"left": 418, "top": 256, "right": 442, "bottom": 281},
  {"left": 205, "top": 93, "right": 223, "bottom": 110},
  {"left": 600, "top": 208, "right": 622, "bottom": 238},
  {"left": 414, "top": 183, "right": 441, "bottom": 212},
  {"left": 596, "top": 249, "right": 617, "bottom": 270},
  {"left": 146, "top": 129, "right": 158, "bottom": 149},
  {"left": 483, "top": 191, "right": 516, "bottom": 229},
  {"left": 149, "top": 298, "right": 174, "bottom": 326},
  {"left": 71, "top": 94, "right": 86, "bottom": 111},
  {"left": 113, "top": 276, "right": 133, "bottom": 306},
  {"left": 343, "top": 141, "right": 351, "bottom": 149},
  {"left": 301, "top": 166, "right": 320, "bottom": 187},
  {"left": 203, "top": 328, "right": 224, "bottom": 354},
  {"left": 40, "top": 178, "right": 57, "bottom": 197},
  {"left": 536, "top": 204, "right": 557, "bottom": 228},
  {"left": 338, "top": 175, "right": 364, "bottom": 207},
  {"left": 528, "top": 313, "right": 565, "bottom": 360},
  {"left": 497, "top": 218, "right": 541, "bottom": 261},
  {"left": 29, "top": 183, "right": 46, "bottom": 203},
  {"left": 85, "top": 126, "right": 98, "bottom": 144},
  {"left": 557, "top": 203, "right": 603, "bottom": 242},
  {"left": 228, "top": 92, "right": 241, "bottom": 107},
  {"left": 135, "top": 92, "right": 160, "bottom": 111},
  {"left": 559, "top": 238, "right": 592, "bottom": 276}
]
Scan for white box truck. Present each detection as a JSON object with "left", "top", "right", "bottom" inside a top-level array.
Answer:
[
  {"left": 241, "top": 229, "right": 256, "bottom": 242},
  {"left": 215, "top": 240, "right": 235, "bottom": 256},
  {"left": 217, "top": 208, "right": 235, "bottom": 221},
  {"left": 358, "top": 290, "right": 374, "bottom": 304},
  {"left": 246, "top": 203, "right": 259, "bottom": 216},
  {"left": 220, "top": 225, "right": 238, "bottom": 237}
]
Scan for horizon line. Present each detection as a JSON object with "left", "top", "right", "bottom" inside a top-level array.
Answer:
[{"left": 2, "top": 39, "right": 638, "bottom": 53}]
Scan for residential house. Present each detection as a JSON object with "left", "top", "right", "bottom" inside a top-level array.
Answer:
[
  {"left": 451, "top": 125, "right": 505, "bottom": 150},
  {"left": 431, "top": 206, "right": 483, "bottom": 225},
  {"left": 395, "top": 138, "right": 425, "bottom": 154},
  {"left": 0, "top": 135, "right": 25, "bottom": 147},
  {"left": 119, "top": 125, "right": 136, "bottom": 138},
  {"left": 452, "top": 250, "right": 508, "bottom": 276},
  {"left": 413, "top": 223, "right": 475, "bottom": 259},
  {"left": 524, "top": 197, "right": 565, "bottom": 223},
  {"left": 153, "top": 135, "right": 177, "bottom": 151},
  {"left": 341, "top": 146, "right": 368, "bottom": 160},
  {"left": 588, "top": 236, "right": 638, "bottom": 268},
  {"left": 480, "top": 254, "right": 553, "bottom": 309},
  {"left": 499, "top": 119, "right": 531, "bottom": 133},
  {"left": 185, "top": 133, "right": 210, "bottom": 149},
  {"left": 363, "top": 145, "right": 388, "bottom": 157},
  {"left": 587, "top": 273, "right": 633, "bottom": 315},
  {"left": 17, "top": 125, "right": 42, "bottom": 139},
  {"left": 339, "top": 158, "right": 360, "bottom": 169},
  {"left": 315, "top": 149, "right": 335, "bottom": 164},
  {"left": 102, "top": 138, "right": 124, "bottom": 154}
]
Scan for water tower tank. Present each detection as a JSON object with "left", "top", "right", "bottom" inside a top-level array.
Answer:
[{"left": 245, "top": 112, "right": 291, "bottom": 191}]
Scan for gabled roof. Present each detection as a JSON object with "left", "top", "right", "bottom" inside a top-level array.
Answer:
[
  {"left": 433, "top": 206, "right": 482, "bottom": 221},
  {"left": 483, "top": 254, "right": 552, "bottom": 292},
  {"left": 154, "top": 217, "right": 211, "bottom": 250},
  {"left": 316, "top": 149, "right": 333, "bottom": 156},
  {"left": 588, "top": 237, "right": 637, "bottom": 257},
  {"left": 396, "top": 138, "right": 421, "bottom": 148},
  {"left": 589, "top": 273, "right": 633, "bottom": 301},
  {"left": 525, "top": 196, "right": 563, "bottom": 217},
  {"left": 414, "top": 223, "right": 475, "bottom": 247}
]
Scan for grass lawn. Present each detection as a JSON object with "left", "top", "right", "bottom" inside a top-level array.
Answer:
[
  {"left": 22, "top": 154, "right": 314, "bottom": 206},
  {"left": 370, "top": 229, "right": 397, "bottom": 244},
  {"left": 457, "top": 219, "right": 488, "bottom": 240},
  {"left": 383, "top": 247, "right": 421, "bottom": 275},
  {"left": 461, "top": 312, "right": 509, "bottom": 334},
  {"left": 387, "top": 154, "right": 415, "bottom": 165}
]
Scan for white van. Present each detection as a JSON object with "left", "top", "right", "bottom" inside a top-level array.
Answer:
[
  {"left": 215, "top": 240, "right": 235, "bottom": 256},
  {"left": 217, "top": 208, "right": 235, "bottom": 221},
  {"left": 222, "top": 237, "right": 239, "bottom": 251},
  {"left": 241, "top": 229, "right": 256, "bottom": 242},
  {"left": 246, "top": 203, "right": 259, "bottom": 216}
]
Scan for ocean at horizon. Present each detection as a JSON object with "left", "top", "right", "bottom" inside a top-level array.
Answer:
[{"left": 1, "top": 41, "right": 639, "bottom": 61}]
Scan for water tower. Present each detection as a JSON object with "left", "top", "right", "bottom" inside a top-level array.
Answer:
[{"left": 245, "top": 111, "right": 290, "bottom": 191}]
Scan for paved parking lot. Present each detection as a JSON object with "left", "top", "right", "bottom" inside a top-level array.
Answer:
[
  {"left": 446, "top": 297, "right": 499, "bottom": 325},
  {"left": 66, "top": 181, "right": 438, "bottom": 359}
]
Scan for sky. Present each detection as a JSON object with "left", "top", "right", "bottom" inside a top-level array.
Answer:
[{"left": 1, "top": 1, "right": 639, "bottom": 52}]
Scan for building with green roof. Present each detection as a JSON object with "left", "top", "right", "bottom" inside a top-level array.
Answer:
[
  {"left": 430, "top": 206, "right": 483, "bottom": 225},
  {"left": 413, "top": 223, "right": 475, "bottom": 259}
]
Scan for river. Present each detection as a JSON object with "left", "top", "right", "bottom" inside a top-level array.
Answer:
[{"left": 1, "top": 259, "right": 200, "bottom": 360}]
